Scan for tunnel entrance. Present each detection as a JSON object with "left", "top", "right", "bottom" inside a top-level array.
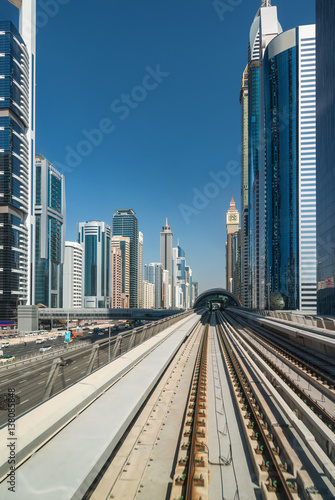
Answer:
[{"left": 193, "top": 288, "right": 240, "bottom": 310}]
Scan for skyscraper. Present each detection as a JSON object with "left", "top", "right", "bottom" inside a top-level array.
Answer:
[
  {"left": 172, "top": 244, "right": 186, "bottom": 308},
  {"left": 144, "top": 263, "right": 163, "bottom": 309},
  {"left": 77, "top": 221, "right": 111, "bottom": 308},
  {"left": 137, "top": 231, "right": 143, "bottom": 308},
  {"left": 112, "top": 209, "right": 138, "bottom": 308},
  {"left": 264, "top": 25, "right": 317, "bottom": 311},
  {"left": 239, "top": 66, "right": 249, "bottom": 308},
  {"left": 160, "top": 218, "right": 173, "bottom": 307},
  {"left": 0, "top": 1, "right": 36, "bottom": 321},
  {"left": 111, "top": 236, "right": 130, "bottom": 308},
  {"left": 247, "top": 1, "right": 282, "bottom": 308},
  {"left": 316, "top": 0, "right": 335, "bottom": 315},
  {"left": 226, "top": 197, "right": 239, "bottom": 293},
  {"left": 63, "top": 242, "right": 83, "bottom": 309},
  {"left": 33, "top": 154, "right": 66, "bottom": 307},
  {"left": 142, "top": 281, "right": 155, "bottom": 309},
  {"left": 111, "top": 247, "right": 122, "bottom": 309}
]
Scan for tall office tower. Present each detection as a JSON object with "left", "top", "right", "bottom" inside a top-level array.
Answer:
[
  {"left": 63, "top": 241, "right": 83, "bottom": 309},
  {"left": 111, "top": 247, "right": 122, "bottom": 309},
  {"left": 144, "top": 263, "right": 163, "bottom": 309},
  {"left": 162, "top": 270, "right": 170, "bottom": 309},
  {"left": 185, "top": 266, "right": 193, "bottom": 308},
  {"left": 192, "top": 282, "right": 199, "bottom": 305},
  {"left": 112, "top": 209, "right": 138, "bottom": 308},
  {"left": 172, "top": 244, "right": 186, "bottom": 308},
  {"left": 264, "top": 25, "right": 317, "bottom": 312},
  {"left": 239, "top": 66, "right": 249, "bottom": 307},
  {"left": 232, "top": 229, "right": 241, "bottom": 304},
  {"left": 316, "top": 0, "right": 335, "bottom": 315},
  {"left": 33, "top": 154, "right": 66, "bottom": 307},
  {"left": 111, "top": 236, "right": 130, "bottom": 308},
  {"left": 142, "top": 281, "right": 155, "bottom": 309},
  {"left": 137, "top": 231, "right": 143, "bottom": 308},
  {"left": 247, "top": 1, "right": 282, "bottom": 309},
  {"left": 77, "top": 221, "right": 111, "bottom": 308},
  {"left": 226, "top": 197, "right": 239, "bottom": 293},
  {"left": 0, "top": 2, "right": 36, "bottom": 321}
]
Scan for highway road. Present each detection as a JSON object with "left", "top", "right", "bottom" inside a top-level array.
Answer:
[{"left": 0, "top": 324, "right": 134, "bottom": 426}]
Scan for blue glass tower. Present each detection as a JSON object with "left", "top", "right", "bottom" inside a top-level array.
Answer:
[
  {"left": 0, "top": 21, "right": 30, "bottom": 319},
  {"left": 77, "top": 221, "right": 111, "bottom": 308},
  {"left": 34, "top": 154, "right": 65, "bottom": 308},
  {"left": 264, "top": 26, "right": 317, "bottom": 311},
  {"left": 112, "top": 209, "right": 138, "bottom": 308},
  {"left": 316, "top": 0, "right": 335, "bottom": 315}
]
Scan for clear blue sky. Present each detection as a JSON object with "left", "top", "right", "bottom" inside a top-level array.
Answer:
[{"left": 1, "top": 0, "right": 315, "bottom": 293}]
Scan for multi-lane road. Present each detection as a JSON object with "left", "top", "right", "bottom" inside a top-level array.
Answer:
[{"left": 0, "top": 323, "right": 135, "bottom": 424}]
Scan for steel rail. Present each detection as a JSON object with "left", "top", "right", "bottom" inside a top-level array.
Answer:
[
  {"left": 228, "top": 312, "right": 335, "bottom": 386},
  {"left": 225, "top": 314, "right": 335, "bottom": 431},
  {"left": 184, "top": 322, "right": 209, "bottom": 499},
  {"left": 216, "top": 317, "right": 295, "bottom": 499}
]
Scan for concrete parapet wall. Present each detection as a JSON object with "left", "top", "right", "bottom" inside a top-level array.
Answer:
[{"left": 0, "top": 312, "right": 202, "bottom": 498}]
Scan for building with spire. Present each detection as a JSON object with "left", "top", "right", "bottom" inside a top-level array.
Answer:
[
  {"left": 160, "top": 218, "right": 173, "bottom": 307},
  {"left": 226, "top": 197, "right": 240, "bottom": 294},
  {"left": 240, "top": 66, "right": 249, "bottom": 307},
  {"left": 247, "top": 0, "right": 282, "bottom": 308}
]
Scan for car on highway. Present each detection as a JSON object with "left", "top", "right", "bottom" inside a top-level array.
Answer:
[
  {"left": 59, "top": 358, "right": 74, "bottom": 366},
  {"left": 57, "top": 332, "right": 65, "bottom": 337},
  {"left": 49, "top": 336, "right": 57, "bottom": 340},
  {"left": 2, "top": 355, "right": 15, "bottom": 360},
  {"left": 1, "top": 342, "right": 10, "bottom": 348},
  {"left": 36, "top": 338, "right": 46, "bottom": 344},
  {"left": 39, "top": 345, "right": 52, "bottom": 353},
  {"left": 97, "top": 331, "right": 105, "bottom": 336},
  {"left": 112, "top": 325, "right": 119, "bottom": 331}
]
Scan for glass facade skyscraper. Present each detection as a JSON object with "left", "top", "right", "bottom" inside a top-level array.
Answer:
[
  {"left": 34, "top": 154, "right": 65, "bottom": 308},
  {"left": 247, "top": 1, "right": 282, "bottom": 309},
  {"left": 77, "top": 221, "right": 111, "bottom": 308},
  {"left": 264, "top": 26, "right": 317, "bottom": 311},
  {"left": 144, "top": 263, "right": 163, "bottom": 309},
  {"left": 316, "top": 0, "right": 335, "bottom": 315},
  {"left": 0, "top": 13, "right": 35, "bottom": 320},
  {"left": 112, "top": 209, "right": 138, "bottom": 308}
]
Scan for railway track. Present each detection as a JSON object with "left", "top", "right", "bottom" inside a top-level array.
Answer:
[
  {"left": 83, "top": 311, "right": 335, "bottom": 499},
  {"left": 223, "top": 313, "right": 335, "bottom": 431},
  {"left": 170, "top": 323, "right": 209, "bottom": 500}
]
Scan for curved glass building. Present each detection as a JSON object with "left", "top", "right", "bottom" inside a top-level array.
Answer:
[
  {"left": 0, "top": 21, "right": 30, "bottom": 319},
  {"left": 264, "top": 26, "right": 317, "bottom": 311}
]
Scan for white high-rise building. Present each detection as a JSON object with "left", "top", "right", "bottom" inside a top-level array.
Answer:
[
  {"left": 160, "top": 219, "right": 173, "bottom": 306},
  {"left": 137, "top": 231, "right": 143, "bottom": 308},
  {"left": 63, "top": 242, "right": 83, "bottom": 309},
  {"left": 143, "top": 281, "right": 155, "bottom": 309}
]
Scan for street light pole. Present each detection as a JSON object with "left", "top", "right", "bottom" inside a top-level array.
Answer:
[{"left": 108, "top": 326, "right": 111, "bottom": 363}]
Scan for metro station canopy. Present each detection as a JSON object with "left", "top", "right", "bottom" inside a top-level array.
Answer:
[{"left": 193, "top": 288, "right": 240, "bottom": 309}]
